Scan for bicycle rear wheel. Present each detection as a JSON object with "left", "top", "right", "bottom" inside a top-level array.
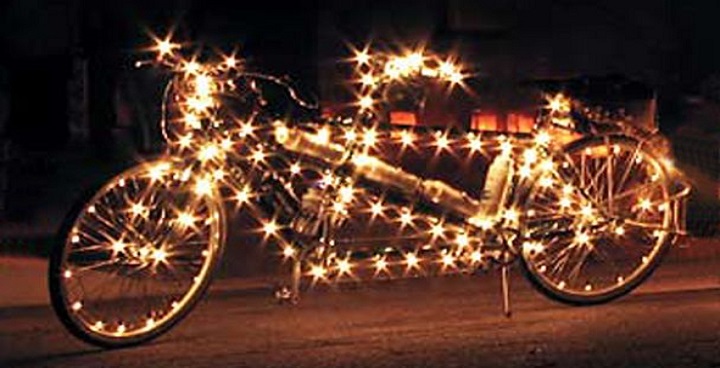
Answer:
[
  {"left": 520, "top": 136, "right": 673, "bottom": 304},
  {"left": 49, "top": 160, "right": 225, "bottom": 348}
]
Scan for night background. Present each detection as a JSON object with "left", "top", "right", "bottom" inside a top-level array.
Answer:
[{"left": 0, "top": 1, "right": 718, "bottom": 367}]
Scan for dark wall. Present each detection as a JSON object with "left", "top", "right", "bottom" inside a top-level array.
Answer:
[{"left": 2, "top": 0, "right": 720, "bottom": 151}]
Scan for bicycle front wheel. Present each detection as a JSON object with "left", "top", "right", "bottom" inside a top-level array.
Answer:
[
  {"left": 49, "top": 160, "right": 225, "bottom": 348},
  {"left": 520, "top": 136, "right": 673, "bottom": 305}
]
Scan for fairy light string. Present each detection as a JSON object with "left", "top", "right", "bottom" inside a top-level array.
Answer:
[{"left": 125, "top": 35, "right": 677, "bottom": 287}]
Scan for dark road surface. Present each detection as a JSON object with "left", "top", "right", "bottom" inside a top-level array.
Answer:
[{"left": 1, "top": 261, "right": 718, "bottom": 368}]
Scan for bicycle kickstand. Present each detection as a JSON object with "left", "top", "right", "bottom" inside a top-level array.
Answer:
[
  {"left": 290, "top": 254, "right": 302, "bottom": 304},
  {"left": 275, "top": 247, "right": 304, "bottom": 305},
  {"left": 500, "top": 264, "right": 512, "bottom": 318}
]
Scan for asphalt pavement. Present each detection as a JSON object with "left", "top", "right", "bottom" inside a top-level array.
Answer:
[{"left": 0, "top": 249, "right": 718, "bottom": 368}]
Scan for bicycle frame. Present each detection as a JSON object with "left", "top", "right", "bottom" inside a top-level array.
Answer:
[
  {"left": 148, "top": 45, "right": 689, "bottom": 315},
  {"left": 48, "top": 39, "right": 693, "bottom": 349}
]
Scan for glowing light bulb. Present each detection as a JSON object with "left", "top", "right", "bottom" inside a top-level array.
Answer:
[
  {"left": 313, "top": 127, "right": 331, "bottom": 144},
  {"left": 337, "top": 259, "right": 352, "bottom": 275},
  {"left": 178, "top": 134, "right": 193, "bottom": 148},
  {"left": 500, "top": 140, "right": 514, "bottom": 156},
  {"left": 71, "top": 301, "right": 83, "bottom": 311},
  {"left": 519, "top": 165, "right": 532, "bottom": 178},
  {"left": 355, "top": 50, "right": 370, "bottom": 65},
  {"left": 448, "top": 71, "right": 464, "bottom": 84},
  {"left": 523, "top": 148, "right": 538, "bottom": 164},
  {"left": 439, "top": 62, "right": 455, "bottom": 77},
  {"left": 522, "top": 241, "right": 544, "bottom": 255},
  {"left": 535, "top": 131, "right": 551, "bottom": 146},
  {"left": 580, "top": 204, "right": 594, "bottom": 218},
  {"left": 374, "top": 257, "right": 388, "bottom": 271},
  {"left": 63, "top": 270, "right": 73, "bottom": 279},
  {"left": 225, "top": 56, "right": 237, "bottom": 68},
  {"left": 194, "top": 177, "right": 213, "bottom": 196},
  {"left": 399, "top": 130, "right": 415, "bottom": 147},
  {"left": 332, "top": 201, "right": 346, "bottom": 214},
  {"left": 470, "top": 250, "right": 483, "bottom": 263},
  {"left": 359, "top": 95, "right": 374, "bottom": 110},
  {"left": 263, "top": 221, "right": 279, "bottom": 236},
  {"left": 575, "top": 231, "right": 590, "bottom": 245},
  {"left": 186, "top": 96, "right": 213, "bottom": 112},
  {"left": 503, "top": 208, "right": 519, "bottom": 222},
  {"left": 638, "top": 198, "right": 652, "bottom": 212},
  {"left": 198, "top": 144, "right": 220, "bottom": 161},
  {"left": 456, "top": 233, "right": 470, "bottom": 248},
  {"left": 156, "top": 39, "right": 176, "bottom": 57},
  {"left": 184, "top": 61, "right": 200, "bottom": 75},
  {"left": 468, "top": 135, "right": 483, "bottom": 153},
  {"left": 321, "top": 172, "right": 336, "bottom": 186},
  {"left": 407, "top": 52, "right": 423, "bottom": 68},
  {"left": 539, "top": 159, "right": 554, "bottom": 172},
  {"left": 430, "top": 223, "right": 444, "bottom": 238},
  {"left": 441, "top": 252, "right": 455, "bottom": 267},
  {"left": 130, "top": 203, "right": 146, "bottom": 216},
  {"left": 194, "top": 74, "right": 214, "bottom": 96},
  {"left": 361, "top": 74, "right": 375, "bottom": 87},
  {"left": 539, "top": 176, "right": 554, "bottom": 188},
  {"left": 421, "top": 66, "right": 438, "bottom": 77},
  {"left": 469, "top": 216, "right": 494, "bottom": 230},
  {"left": 110, "top": 240, "right": 125, "bottom": 254},
  {"left": 547, "top": 94, "right": 570, "bottom": 113},
  {"left": 614, "top": 226, "right": 625, "bottom": 236},
  {"left": 231, "top": 186, "right": 250, "bottom": 205},
  {"left": 344, "top": 129, "right": 358, "bottom": 142},
  {"left": 435, "top": 133, "right": 450, "bottom": 151},
  {"left": 251, "top": 148, "right": 266, "bottom": 163},
  {"left": 370, "top": 200, "right": 384, "bottom": 217},
  {"left": 399, "top": 209, "right": 413, "bottom": 226},
  {"left": 239, "top": 122, "right": 255, "bottom": 137},
  {"left": 352, "top": 154, "right": 374, "bottom": 167},
  {"left": 220, "top": 137, "right": 233, "bottom": 151},
  {"left": 362, "top": 128, "right": 378, "bottom": 147},
  {"left": 338, "top": 185, "right": 354, "bottom": 203},
  {"left": 153, "top": 248, "right": 167, "bottom": 263},
  {"left": 405, "top": 253, "right": 419, "bottom": 269},
  {"left": 282, "top": 246, "right": 296, "bottom": 258},
  {"left": 274, "top": 124, "right": 290, "bottom": 143},
  {"left": 177, "top": 212, "right": 196, "bottom": 228},
  {"left": 185, "top": 114, "right": 202, "bottom": 129},
  {"left": 310, "top": 264, "right": 327, "bottom": 279}
]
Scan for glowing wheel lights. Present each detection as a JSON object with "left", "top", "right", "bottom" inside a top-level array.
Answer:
[
  {"left": 49, "top": 162, "right": 223, "bottom": 347},
  {"left": 521, "top": 137, "right": 674, "bottom": 304}
]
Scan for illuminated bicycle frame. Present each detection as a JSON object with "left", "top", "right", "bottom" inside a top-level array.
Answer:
[{"left": 48, "top": 38, "right": 691, "bottom": 348}]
